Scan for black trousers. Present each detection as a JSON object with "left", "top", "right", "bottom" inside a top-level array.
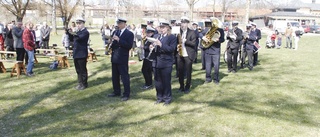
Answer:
[
  {"left": 201, "top": 48, "right": 206, "bottom": 69},
  {"left": 16, "top": 48, "right": 25, "bottom": 61},
  {"left": 246, "top": 50, "right": 254, "bottom": 69},
  {"left": 112, "top": 63, "right": 131, "bottom": 97},
  {"left": 177, "top": 56, "right": 193, "bottom": 90},
  {"left": 227, "top": 48, "right": 239, "bottom": 71},
  {"left": 253, "top": 52, "right": 258, "bottom": 66},
  {"left": 141, "top": 59, "right": 153, "bottom": 86},
  {"left": 154, "top": 67, "right": 172, "bottom": 103},
  {"left": 240, "top": 49, "right": 247, "bottom": 68},
  {"left": 205, "top": 53, "right": 220, "bottom": 82},
  {"left": 42, "top": 40, "right": 49, "bottom": 49},
  {"left": 74, "top": 58, "right": 88, "bottom": 87}
]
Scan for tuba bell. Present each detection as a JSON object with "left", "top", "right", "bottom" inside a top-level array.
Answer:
[{"left": 201, "top": 18, "right": 221, "bottom": 49}]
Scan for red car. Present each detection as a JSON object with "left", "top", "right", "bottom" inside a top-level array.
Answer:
[{"left": 302, "top": 25, "right": 310, "bottom": 33}]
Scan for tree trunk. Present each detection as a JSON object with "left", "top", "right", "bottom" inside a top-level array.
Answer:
[
  {"left": 190, "top": 5, "right": 194, "bottom": 21},
  {"left": 52, "top": 0, "right": 57, "bottom": 35},
  {"left": 16, "top": 16, "right": 23, "bottom": 22},
  {"left": 221, "top": 0, "right": 226, "bottom": 22},
  {"left": 244, "top": 0, "right": 251, "bottom": 27},
  {"left": 212, "top": 0, "right": 216, "bottom": 17}
]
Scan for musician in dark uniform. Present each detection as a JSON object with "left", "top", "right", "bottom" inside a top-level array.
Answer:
[
  {"left": 226, "top": 21, "right": 243, "bottom": 73},
  {"left": 107, "top": 18, "right": 134, "bottom": 101},
  {"left": 202, "top": 18, "right": 225, "bottom": 85},
  {"left": 141, "top": 27, "right": 158, "bottom": 90},
  {"left": 192, "top": 22, "right": 200, "bottom": 63},
  {"left": 147, "top": 20, "right": 158, "bottom": 34},
  {"left": 199, "top": 20, "right": 211, "bottom": 70},
  {"left": 251, "top": 22, "right": 261, "bottom": 66},
  {"left": 72, "top": 18, "right": 90, "bottom": 90},
  {"left": 177, "top": 17, "right": 197, "bottom": 93},
  {"left": 240, "top": 24, "right": 252, "bottom": 69},
  {"left": 245, "top": 24, "right": 258, "bottom": 71},
  {"left": 151, "top": 21, "right": 177, "bottom": 105}
]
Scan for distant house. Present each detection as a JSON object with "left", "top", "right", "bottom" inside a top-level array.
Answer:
[{"left": 250, "top": 6, "right": 319, "bottom": 28}]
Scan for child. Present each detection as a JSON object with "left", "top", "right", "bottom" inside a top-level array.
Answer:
[
  {"left": 61, "top": 29, "right": 70, "bottom": 57},
  {"left": 275, "top": 30, "right": 282, "bottom": 49}
]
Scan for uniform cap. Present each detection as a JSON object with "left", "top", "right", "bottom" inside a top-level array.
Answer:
[
  {"left": 232, "top": 21, "right": 239, "bottom": 26},
  {"left": 146, "top": 26, "right": 156, "bottom": 32},
  {"left": 180, "top": 16, "right": 190, "bottom": 23},
  {"left": 117, "top": 17, "right": 127, "bottom": 23},
  {"left": 76, "top": 17, "right": 86, "bottom": 23}
]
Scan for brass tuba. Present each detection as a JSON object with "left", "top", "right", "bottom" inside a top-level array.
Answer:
[{"left": 201, "top": 18, "right": 221, "bottom": 48}]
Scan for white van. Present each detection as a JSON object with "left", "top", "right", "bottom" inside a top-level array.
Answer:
[{"left": 273, "top": 20, "right": 304, "bottom": 34}]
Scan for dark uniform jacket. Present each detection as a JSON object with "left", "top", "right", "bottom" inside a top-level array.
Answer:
[
  {"left": 179, "top": 28, "right": 197, "bottom": 61},
  {"left": 245, "top": 30, "right": 258, "bottom": 51},
  {"left": 203, "top": 28, "right": 225, "bottom": 55},
  {"left": 226, "top": 28, "right": 243, "bottom": 49},
  {"left": 73, "top": 28, "right": 90, "bottom": 59},
  {"left": 153, "top": 34, "right": 177, "bottom": 68},
  {"left": 111, "top": 29, "right": 134, "bottom": 64}
]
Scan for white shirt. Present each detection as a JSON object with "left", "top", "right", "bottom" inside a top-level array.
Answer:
[
  {"left": 119, "top": 28, "right": 126, "bottom": 37},
  {"left": 181, "top": 30, "right": 188, "bottom": 57}
]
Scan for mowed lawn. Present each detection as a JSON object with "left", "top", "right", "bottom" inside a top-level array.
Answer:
[{"left": 0, "top": 31, "right": 319, "bottom": 136}]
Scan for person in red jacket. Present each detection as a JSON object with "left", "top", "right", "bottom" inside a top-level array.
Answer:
[
  {"left": 0, "top": 34, "right": 4, "bottom": 51},
  {"left": 22, "top": 22, "right": 36, "bottom": 77}
]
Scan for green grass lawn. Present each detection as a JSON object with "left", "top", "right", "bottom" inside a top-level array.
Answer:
[{"left": 0, "top": 31, "right": 319, "bottom": 136}]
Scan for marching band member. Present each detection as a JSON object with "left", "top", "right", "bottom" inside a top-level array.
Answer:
[
  {"left": 141, "top": 27, "right": 158, "bottom": 90},
  {"left": 147, "top": 20, "right": 158, "bottom": 34},
  {"left": 151, "top": 21, "right": 177, "bottom": 105},
  {"left": 226, "top": 21, "right": 243, "bottom": 73},
  {"left": 177, "top": 17, "right": 197, "bottom": 93},
  {"left": 72, "top": 18, "right": 90, "bottom": 90},
  {"left": 107, "top": 18, "right": 134, "bottom": 101},
  {"left": 240, "top": 24, "right": 252, "bottom": 69},
  {"left": 199, "top": 20, "right": 211, "bottom": 70},
  {"left": 251, "top": 22, "right": 261, "bottom": 66},
  {"left": 244, "top": 24, "right": 257, "bottom": 71},
  {"left": 192, "top": 22, "right": 200, "bottom": 63},
  {"left": 202, "top": 18, "right": 225, "bottom": 85}
]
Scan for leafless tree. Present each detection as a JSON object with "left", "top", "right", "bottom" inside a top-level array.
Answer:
[
  {"left": 185, "top": 0, "right": 201, "bottom": 21},
  {"left": 244, "top": 0, "right": 251, "bottom": 26},
  {"left": 0, "top": 0, "right": 31, "bottom": 22},
  {"left": 43, "top": 0, "right": 81, "bottom": 28},
  {"left": 221, "top": 0, "right": 237, "bottom": 22}
]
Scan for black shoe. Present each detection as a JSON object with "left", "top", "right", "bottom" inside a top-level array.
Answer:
[
  {"left": 178, "top": 87, "right": 185, "bottom": 92},
  {"left": 204, "top": 80, "right": 212, "bottom": 84},
  {"left": 163, "top": 102, "right": 171, "bottom": 106},
  {"left": 141, "top": 85, "right": 152, "bottom": 90},
  {"left": 201, "top": 68, "right": 205, "bottom": 70},
  {"left": 214, "top": 81, "right": 219, "bottom": 85},
  {"left": 108, "top": 93, "right": 121, "bottom": 97},
  {"left": 154, "top": 100, "right": 163, "bottom": 104},
  {"left": 232, "top": 70, "right": 236, "bottom": 73},
  {"left": 121, "top": 96, "right": 129, "bottom": 101},
  {"left": 227, "top": 70, "right": 232, "bottom": 73},
  {"left": 184, "top": 88, "right": 190, "bottom": 94},
  {"left": 76, "top": 85, "right": 86, "bottom": 90}
]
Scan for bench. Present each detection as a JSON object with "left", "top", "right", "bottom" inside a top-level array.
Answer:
[
  {"left": 0, "top": 51, "right": 16, "bottom": 60},
  {"left": 10, "top": 61, "right": 26, "bottom": 78},
  {"left": 57, "top": 55, "right": 70, "bottom": 68}
]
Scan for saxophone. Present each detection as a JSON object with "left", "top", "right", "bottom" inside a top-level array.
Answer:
[
  {"left": 177, "top": 33, "right": 183, "bottom": 56},
  {"left": 139, "top": 29, "right": 147, "bottom": 61},
  {"left": 201, "top": 18, "right": 221, "bottom": 48}
]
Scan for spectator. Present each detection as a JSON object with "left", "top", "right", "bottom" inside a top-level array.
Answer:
[
  {"left": 12, "top": 21, "right": 24, "bottom": 61},
  {"left": 4, "top": 23, "right": 14, "bottom": 58},
  {"left": 62, "top": 29, "right": 70, "bottom": 57},
  {"left": 285, "top": 23, "right": 293, "bottom": 49},
  {"left": 40, "top": 22, "right": 51, "bottom": 49},
  {"left": 22, "top": 22, "right": 36, "bottom": 77}
]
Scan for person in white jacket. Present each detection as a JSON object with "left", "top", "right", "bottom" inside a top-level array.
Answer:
[{"left": 61, "top": 29, "right": 70, "bottom": 57}]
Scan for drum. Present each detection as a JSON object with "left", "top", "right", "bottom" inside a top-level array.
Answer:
[{"left": 224, "top": 50, "right": 241, "bottom": 63}]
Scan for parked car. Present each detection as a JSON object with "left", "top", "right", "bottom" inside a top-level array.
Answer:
[
  {"left": 302, "top": 25, "right": 310, "bottom": 33},
  {"left": 310, "top": 25, "right": 320, "bottom": 33}
]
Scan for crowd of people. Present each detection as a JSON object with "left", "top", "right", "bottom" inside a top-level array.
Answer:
[{"left": 0, "top": 21, "right": 54, "bottom": 76}]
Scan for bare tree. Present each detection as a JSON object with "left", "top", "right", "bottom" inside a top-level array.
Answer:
[
  {"left": 185, "top": 0, "right": 200, "bottom": 21},
  {"left": 0, "top": 0, "right": 31, "bottom": 22},
  {"left": 212, "top": 0, "right": 216, "bottom": 17},
  {"left": 43, "top": 0, "right": 81, "bottom": 28},
  {"left": 221, "top": 0, "right": 237, "bottom": 22},
  {"left": 52, "top": 0, "right": 57, "bottom": 35}
]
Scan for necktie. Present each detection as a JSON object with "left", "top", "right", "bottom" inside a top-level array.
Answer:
[{"left": 117, "top": 30, "right": 121, "bottom": 37}]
